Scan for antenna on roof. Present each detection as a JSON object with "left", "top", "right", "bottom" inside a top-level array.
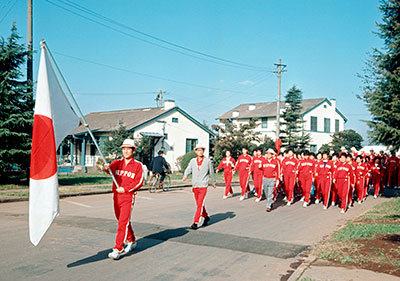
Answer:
[{"left": 155, "top": 90, "right": 167, "bottom": 107}]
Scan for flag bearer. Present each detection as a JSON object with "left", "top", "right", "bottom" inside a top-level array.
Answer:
[
  {"left": 234, "top": 147, "right": 252, "bottom": 200},
  {"left": 104, "top": 139, "right": 144, "bottom": 260}
]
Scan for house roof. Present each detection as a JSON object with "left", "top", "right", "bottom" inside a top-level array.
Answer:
[
  {"left": 217, "top": 98, "right": 347, "bottom": 122},
  {"left": 72, "top": 106, "right": 215, "bottom": 136}
]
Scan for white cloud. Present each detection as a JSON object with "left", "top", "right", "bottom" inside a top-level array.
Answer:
[{"left": 239, "top": 80, "right": 255, "bottom": 85}]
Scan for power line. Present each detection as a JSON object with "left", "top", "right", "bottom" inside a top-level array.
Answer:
[
  {"left": 52, "top": 50, "right": 260, "bottom": 96},
  {"left": 0, "top": 0, "right": 18, "bottom": 24},
  {"left": 46, "top": 0, "right": 272, "bottom": 72},
  {"left": 76, "top": 91, "right": 157, "bottom": 96}
]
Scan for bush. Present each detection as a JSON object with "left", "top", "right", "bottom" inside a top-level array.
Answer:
[{"left": 176, "top": 151, "right": 196, "bottom": 172}]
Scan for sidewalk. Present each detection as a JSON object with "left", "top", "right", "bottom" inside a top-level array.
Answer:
[{"left": 288, "top": 257, "right": 400, "bottom": 281}]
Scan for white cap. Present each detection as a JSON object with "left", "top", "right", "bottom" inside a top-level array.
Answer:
[
  {"left": 194, "top": 144, "right": 206, "bottom": 151},
  {"left": 120, "top": 139, "right": 136, "bottom": 148},
  {"left": 341, "top": 146, "right": 346, "bottom": 150},
  {"left": 267, "top": 148, "right": 276, "bottom": 154},
  {"left": 351, "top": 147, "right": 356, "bottom": 151}
]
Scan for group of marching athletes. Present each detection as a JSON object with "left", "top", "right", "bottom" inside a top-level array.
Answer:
[{"left": 215, "top": 146, "right": 399, "bottom": 214}]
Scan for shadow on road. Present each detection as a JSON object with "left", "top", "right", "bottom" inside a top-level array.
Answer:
[{"left": 67, "top": 211, "right": 234, "bottom": 267}]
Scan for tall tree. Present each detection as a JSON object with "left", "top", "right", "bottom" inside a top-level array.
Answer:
[
  {"left": 101, "top": 124, "right": 132, "bottom": 158},
  {"left": 0, "top": 24, "right": 33, "bottom": 177},
  {"left": 280, "top": 85, "right": 310, "bottom": 150},
  {"left": 359, "top": 0, "right": 400, "bottom": 150},
  {"left": 330, "top": 129, "right": 363, "bottom": 153},
  {"left": 212, "top": 118, "right": 260, "bottom": 166}
]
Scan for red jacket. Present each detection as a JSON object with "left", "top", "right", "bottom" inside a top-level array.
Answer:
[
  {"left": 355, "top": 162, "right": 368, "bottom": 179},
  {"left": 315, "top": 160, "right": 334, "bottom": 176},
  {"left": 297, "top": 159, "right": 314, "bottom": 179},
  {"left": 370, "top": 164, "right": 384, "bottom": 180},
  {"left": 108, "top": 158, "right": 144, "bottom": 193},
  {"left": 252, "top": 156, "right": 265, "bottom": 175},
  {"left": 333, "top": 162, "right": 355, "bottom": 183},
  {"left": 282, "top": 157, "right": 298, "bottom": 175},
  {"left": 217, "top": 157, "right": 236, "bottom": 173},
  {"left": 262, "top": 158, "right": 280, "bottom": 180},
  {"left": 235, "top": 155, "right": 252, "bottom": 172},
  {"left": 386, "top": 156, "right": 398, "bottom": 171}
]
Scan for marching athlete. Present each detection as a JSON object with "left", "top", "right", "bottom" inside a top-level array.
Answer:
[
  {"left": 281, "top": 148, "right": 298, "bottom": 206},
  {"left": 253, "top": 147, "right": 265, "bottom": 202},
  {"left": 315, "top": 152, "right": 333, "bottom": 210},
  {"left": 183, "top": 144, "right": 216, "bottom": 230},
  {"left": 333, "top": 153, "right": 355, "bottom": 213},
  {"left": 104, "top": 139, "right": 144, "bottom": 260},
  {"left": 234, "top": 147, "right": 252, "bottom": 200},
  {"left": 261, "top": 148, "right": 280, "bottom": 212},
  {"left": 370, "top": 157, "right": 384, "bottom": 198},
  {"left": 216, "top": 150, "right": 236, "bottom": 199},
  {"left": 354, "top": 155, "right": 368, "bottom": 204},
  {"left": 386, "top": 152, "right": 398, "bottom": 188},
  {"left": 297, "top": 151, "right": 314, "bottom": 207}
]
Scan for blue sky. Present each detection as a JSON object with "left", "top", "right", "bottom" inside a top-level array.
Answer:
[{"left": 1, "top": 0, "right": 382, "bottom": 143}]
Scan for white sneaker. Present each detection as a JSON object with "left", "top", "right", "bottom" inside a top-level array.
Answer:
[
  {"left": 300, "top": 197, "right": 305, "bottom": 202},
  {"left": 283, "top": 196, "right": 287, "bottom": 202},
  {"left": 340, "top": 209, "right": 345, "bottom": 214},
  {"left": 255, "top": 197, "right": 261, "bottom": 203},
  {"left": 124, "top": 241, "right": 137, "bottom": 253},
  {"left": 223, "top": 195, "right": 228, "bottom": 199},
  {"left": 357, "top": 200, "right": 362, "bottom": 205},
  {"left": 239, "top": 195, "right": 245, "bottom": 201},
  {"left": 254, "top": 192, "right": 258, "bottom": 197},
  {"left": 315, "top": 199, "right": 320, "bottom": 204},
  {"left": 286, "top": 201, "right": 291, "bottom": 206},
  {"left": 323, "top": 205, "right": 327, "bottom": 210},
  {"left": 374, "top": 195, "right": 377, "bottom": 199},
  {"left": 303, "top": 202, "right": 308, "bottom": 208},
  {"left": 331, "top": 202, "right": 336, "bottom": 207},
  {"left": 244, "top": 192, "right": 249, "bottom": 199},
  {"left": 108, "top": 248, "right": 122, "bottom": 260},
  {"left": 227, "top": 193, "right": 233, "bottom": 198}
]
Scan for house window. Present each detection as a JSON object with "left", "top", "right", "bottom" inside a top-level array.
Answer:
[
  {"left": 310, "top": 116, "right": 317, "bottom": 131},
  {"left": 186, "top": 139, "right": 198, "bottom": 153},
  {"left": 261, "top": 117, "right": 268, "bottom": 128},
  {"left": 164, "top": 133, "right": 168, "bottom": 140},
  {"left": 335, "top": 119, "right": 340, "bottom": 133},
  {"left": 324, "top": 118, "right": 331, "bottom": 133},
  {"left": 172, "top": 117, "right": 179, "bottom": 123},
  {"left": 323, "top": 105, "right": 327, "bottom": 108},
  {"left": 310, "top": 144, "right": 317, "bottom": 153}
]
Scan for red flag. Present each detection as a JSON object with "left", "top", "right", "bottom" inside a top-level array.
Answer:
[
  {"left": 29, "top": 44, "right": 80, "bottom": 246},
  {"left": 275, "top": 138, "right": 282, "bottom": 154}
]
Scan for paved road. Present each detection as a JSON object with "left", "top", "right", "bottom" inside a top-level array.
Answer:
[{"left": 0, "top": 184, "right": 389, "bottom": 281}]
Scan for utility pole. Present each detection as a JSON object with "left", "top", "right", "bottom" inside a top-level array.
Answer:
[
  {"left": 273, "top": 59, "right": 287, "bottom": 140},
  {"left": 27, "top": 0, "right": 33, "bottom": 83}
]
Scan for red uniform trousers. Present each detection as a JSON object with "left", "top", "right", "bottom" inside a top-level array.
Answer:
[
  {"left": 387, "top": 169, "right": 396, "bottom": 187},
  {"left": 314, "top": 177, "right": 321, "bottom": 200},
  {"left": 223, "top": 171, "right": 233, "bottom": 196},
  {"left": 113, "top": 192, "right": 136, "bottom": 251},
  {"left": 319, "top": 175, "right": 332, "bottom": 207},
  {"left": 372, "top": 177, "right": 382, "bottom": 196},
  {"left": 299, "top": 176, "right": 312, "bottom": 203},
  {"left": 336, "top": 178, "right": 350, "bottom": 210},
  {"left": 238, "top": 170, "right": 250, "bottom": 196},
  {"left": 348, "top": 183, "right": 354, "bottom": 204},
  {"left": 193, "top": 187, "right": 208, "bottom": 223},
  {"left": 253, "top": 172, "right": 263, "bottom": 199},
  {"left": 355, "top": 177, "right": 365, "bottom": 201},
  {"left": 283, "top": 173, "right": 296, "bottom": 203},
  {"left": 331, "top": 182, "right": 338, "bottom": 203}
]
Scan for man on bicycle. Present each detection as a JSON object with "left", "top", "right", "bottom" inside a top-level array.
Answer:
[{"left": 147, "top": 150, "right": 169, "bottom": 187}]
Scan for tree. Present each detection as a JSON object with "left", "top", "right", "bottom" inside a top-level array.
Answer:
[
  {"left": 134, "top": 136, "right": 153, "bottom": 167},
  {"left": 0, "top": 24, "right": 33, "bottom": 177},
  {"left": 330, "top": 129, "right": 363, "bottom": 153},
  {"left": 359, "top": 0, "right": 400, "bottom": 150},
  {"left": 212, "top": 118, "right": 260, "bottom": 166},
  {"left": 259, "top": 135, "right": 276, "bottom": 152},
  {"left": 318, "top": 143, "right": 332, "bottom": 153},
  {"left": 280, "top": 85, "right": 310, "bottom": 150},
  {"left": 101, "top": 124, "right": 132, "bottom": 158}
]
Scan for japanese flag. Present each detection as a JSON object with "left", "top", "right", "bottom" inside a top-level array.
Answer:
[{"left": 29, "top": 44, "right": 80, "bottom": 246}]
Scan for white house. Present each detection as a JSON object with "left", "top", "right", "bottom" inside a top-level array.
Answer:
[
  {"left": 61, "top": 100, "right": 214, "bottom": 172},
  {"left": 217, "top": 98, "right": 347, "bottom": 152}
]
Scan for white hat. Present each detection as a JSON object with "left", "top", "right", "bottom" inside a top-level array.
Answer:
[
  {"left": 266, "top": 148, "right": 276, "bottom": 154},
  {"left": 120, "top": 139, "right": 136, "bottom": 148},
  {"left": 341, "top": 146, "right": 346, "bottom": 150},
  {"left": 194, "top": 144, "right": 206, "bottom": 151},
  {"left": 351, "top": 147, "right": 356, "bottom": 151}
]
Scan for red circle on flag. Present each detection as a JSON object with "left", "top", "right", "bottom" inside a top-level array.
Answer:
[{"left": 30, "top": 115, "right": 57, "bottom": 180}]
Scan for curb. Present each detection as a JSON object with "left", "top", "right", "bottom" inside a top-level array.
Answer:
[{"left": 287, "top": 255, "right": 317, "bottom": 281}]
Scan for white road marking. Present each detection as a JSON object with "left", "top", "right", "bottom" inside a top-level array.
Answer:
[
  {"left": 63, "top": 200, "right": 92, "bottom": 208},
  {"left": 137, "top": 196, "right": 153, "bottom": 200}
]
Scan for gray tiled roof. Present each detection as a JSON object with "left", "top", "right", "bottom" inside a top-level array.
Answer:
[
  {"left": 72, "top": 107, "right": 172, "bottom": 135},
  {"left": 217, "top": 98, "right": 327, "bottom": 119}
]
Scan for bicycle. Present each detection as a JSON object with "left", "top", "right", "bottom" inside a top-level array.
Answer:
[{"left": 149, "top": 173, "right": 171, "bottom": 193}]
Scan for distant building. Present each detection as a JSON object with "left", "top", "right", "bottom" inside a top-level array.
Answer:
[
  {"left": 60, "top": 100, "right": 214, "bottom": 172},
  {"left": 217, "top": 98, "right": 347, "bottom": 152}
]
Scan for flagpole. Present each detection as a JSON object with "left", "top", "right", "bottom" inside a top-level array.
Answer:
[{"left": 41, "top": 40, "right": 120, "bottom": 189}]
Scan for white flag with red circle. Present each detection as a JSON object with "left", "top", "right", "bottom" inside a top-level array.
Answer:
[{"left": 29, "top": 45, "right": 80, "bottom": 246}]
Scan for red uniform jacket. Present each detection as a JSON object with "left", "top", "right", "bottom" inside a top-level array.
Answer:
[
  {"left": 386, "top": 156, "right": 398, "bottom": 172},
  {"left": 252, "top": 156, "right": 265, "bottom": 175},
  {"left": 282, "top": 157, "right": 299, "bottom": 175},
  {"left": 370, "top": 164, "right": 384, "bottom": 180},
  {"left": 235, "top": 155, "right": 252, "bottom": 172},
  {"left": 108, "top": 158, "right": 144, "bottom": 193},
  {"left": 355, "top": 162, "right": 368, "bottom": 179},
  {"left": 315, "top": 160, "right": 334, "bottom": 176},
  {"left": 217, "top": 157, "right": 236, "bottom": 173},
  {"left": 262, "top": 158, "right": 280, "bottom": 180},
  {"left": 333, "top": 162, "right": 355, "bottom": 183},
  {"left": 297, "top": 159, "right": 315, "bottom": 179}
]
